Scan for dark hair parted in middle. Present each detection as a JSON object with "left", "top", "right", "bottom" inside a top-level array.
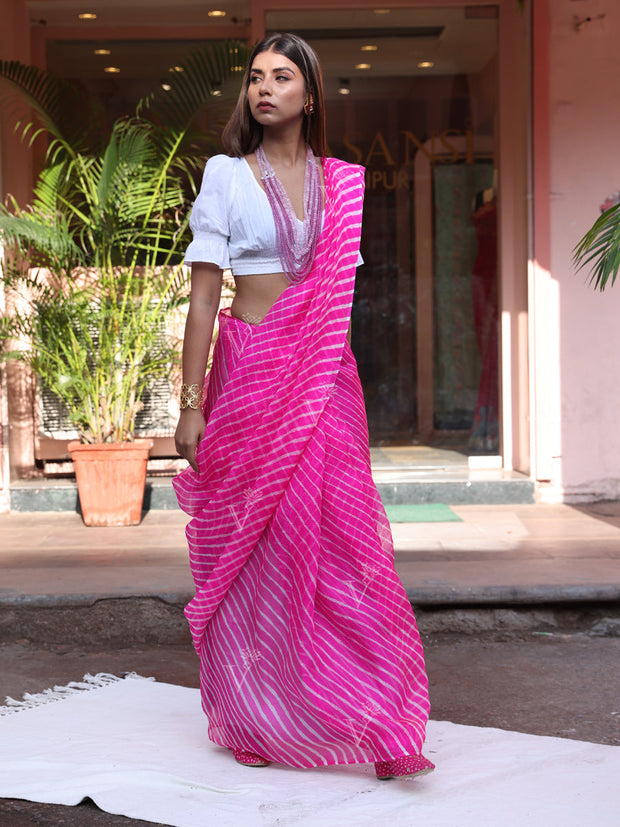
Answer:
[{"left": 221, "top": 33, "right": 328, "bottom": 158}]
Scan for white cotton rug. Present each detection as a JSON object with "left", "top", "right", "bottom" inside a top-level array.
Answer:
[{"left": 1, "top": 674, "right": 618, "bottom": 827}]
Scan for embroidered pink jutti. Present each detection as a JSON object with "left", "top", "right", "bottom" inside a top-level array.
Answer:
[{"left": 173, "top": 158, "right": 430, "bottom": 768}]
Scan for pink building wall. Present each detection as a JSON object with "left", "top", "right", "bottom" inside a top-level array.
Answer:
[
  {"left": 0, "top": 0, "right": 33, "bottom": 497},
  {"left": 545, "top": 0, "right": 620, "bottom": 500}
]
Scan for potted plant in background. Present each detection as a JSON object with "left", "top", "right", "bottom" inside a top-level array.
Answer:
[{"left": 0, "top": 42, "right": 246, "bottom": 524}]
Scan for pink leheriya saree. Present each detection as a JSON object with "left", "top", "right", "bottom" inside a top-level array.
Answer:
[{"left": 173, "top": 158, "right": 430, "bottom": 768}]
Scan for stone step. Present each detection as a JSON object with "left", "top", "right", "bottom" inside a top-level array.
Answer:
[{"left": 9, "top": 471, "right": 535, "bottom": 512}]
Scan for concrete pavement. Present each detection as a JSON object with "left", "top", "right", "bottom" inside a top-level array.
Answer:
[
  {"left": 1, "top": 501, "right": 620, "bottom": 610},
  {"left": 2, "top": 500, "right": 620, "bottom": 827}
]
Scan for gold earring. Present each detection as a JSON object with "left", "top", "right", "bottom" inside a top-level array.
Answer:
[{"left": 304, "top": 95, "right": 314, "bottom": 115}]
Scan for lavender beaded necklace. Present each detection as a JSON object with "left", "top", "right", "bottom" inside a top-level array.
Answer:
[{"left": 255, "top": 143, "right": 322, "bottom": 284}]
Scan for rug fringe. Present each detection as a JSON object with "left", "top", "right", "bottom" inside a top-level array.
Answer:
[{"left": 1, "top": 672, "right": 154, "bottom": 717}]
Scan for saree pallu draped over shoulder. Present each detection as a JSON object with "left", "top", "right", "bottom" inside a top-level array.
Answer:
[{"left": 173, "top": 158, "right": 430, "bottom": 768}]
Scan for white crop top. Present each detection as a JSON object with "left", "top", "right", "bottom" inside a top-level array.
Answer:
[{"left": 184, "top": 154, "right": 363, "bottom": 274}]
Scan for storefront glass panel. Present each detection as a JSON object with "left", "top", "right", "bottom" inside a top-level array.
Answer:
[
  {"left": 45, "top": 5, "right": 500, "bottom": 456},
  {"left": 267, "top": 6, "right": 499, "bottom": 452}
]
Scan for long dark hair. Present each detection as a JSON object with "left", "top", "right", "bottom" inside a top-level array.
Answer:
[{"left": 221, "top": 32, "right": 328, "bottom": 158}]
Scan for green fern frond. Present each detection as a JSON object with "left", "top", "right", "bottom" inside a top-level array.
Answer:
[
  {"left": 0, "top": 59, "right": 107, "bottom": 154},
  {"left": 573, "top": 204, "right": 620, "bottom": 291}
]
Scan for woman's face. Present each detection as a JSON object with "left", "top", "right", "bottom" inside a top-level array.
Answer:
[{"left": 247, "top": 47, "right": 306, "bottom": 131}]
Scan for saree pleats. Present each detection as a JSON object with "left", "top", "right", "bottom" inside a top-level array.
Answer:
[{"left": 173, "top": 159, "right": 430, "bottom": 768}]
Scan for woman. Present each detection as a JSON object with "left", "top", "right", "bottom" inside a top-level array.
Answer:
[{"left": 173, "top": 32, "right": 434, "bottom": 781}]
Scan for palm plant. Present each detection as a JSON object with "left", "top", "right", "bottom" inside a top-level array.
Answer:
[
  {"left": 0, "top": 41, "right": 246, "bottom": 443},
  {"left": 573, "top": 203, "right": 620, "bottom": 291}
]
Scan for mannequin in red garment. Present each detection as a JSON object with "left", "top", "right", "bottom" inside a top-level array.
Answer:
[{"left": 469, "top": 190, "right": 499, "bottom": 452}]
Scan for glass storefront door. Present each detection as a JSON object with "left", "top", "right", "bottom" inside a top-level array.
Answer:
[
  {"left": 267, "top": 6, "right": 500, "bottom": 454},
  {"left": 42, "top": 4, "right": 502, "bottom": 461}
]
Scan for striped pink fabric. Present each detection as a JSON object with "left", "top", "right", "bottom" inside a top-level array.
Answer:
[{"left": 173, "top": 158, "right": 430, "bottom": 768}]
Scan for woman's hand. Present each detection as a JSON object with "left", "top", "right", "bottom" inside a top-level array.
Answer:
[{"left": 175, "top": 408, "right": 206, "bottom": 473}]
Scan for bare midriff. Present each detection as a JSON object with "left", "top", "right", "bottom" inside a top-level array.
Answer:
[{"left": 230, "top": 271, "right": 291, "bottom": 325}]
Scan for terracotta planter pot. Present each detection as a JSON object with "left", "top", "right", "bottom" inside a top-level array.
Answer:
[{"left": 68, "top": 439, "right": 154, "bottom": 526}]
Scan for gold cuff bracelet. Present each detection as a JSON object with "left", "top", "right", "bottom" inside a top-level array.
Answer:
[{"left": 180, "top": 383, "right": 204, "bottom": 410}]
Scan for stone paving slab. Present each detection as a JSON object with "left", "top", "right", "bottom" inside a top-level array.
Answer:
[{"left": 1, "top": 503, "right": 620, "bottom": 607}]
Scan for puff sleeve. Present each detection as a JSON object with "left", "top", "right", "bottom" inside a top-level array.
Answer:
[{"left": 183, "top": 155, "right": 233, "bottom": 268}]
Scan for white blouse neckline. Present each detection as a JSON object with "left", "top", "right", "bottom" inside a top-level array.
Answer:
[{"left": 241, "top": 155, "right": 323, "bottom": 225}]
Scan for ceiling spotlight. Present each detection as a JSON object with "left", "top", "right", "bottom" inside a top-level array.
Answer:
[
  {"left": 94, "top": 49, "right": 110, "bottom": 55},
  {"left": 104, "top": 66, "right": 120, "bottom": 74},
  {"left": 337, "top": 79, "right": 351, "bottom": 95},
  {"left": 208, "top": 9, "right": 226, "bottom": 17},
  {"left": 231, "top": 65, "right": 244, "bottom": 72},
  {"left": 169, "top": 66, "right": 184, "bottom": 73},
  {"left": 417, "top": 61, "right": 434, "bottom": 69},
  {"left": 161, "top": 82, "right": 172, "bottom": 91},
  {"left": 355, "top": 63, "right": 371, "bottom": 70},
  {"left": 361, "top": 45, "right": 378, "bottom": 52},
  {"left": 78, "top": 12, "right": 97, "bottom": 20},
  {"left": 210, "top": 88, "right": 223, "bottom": 97}
]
